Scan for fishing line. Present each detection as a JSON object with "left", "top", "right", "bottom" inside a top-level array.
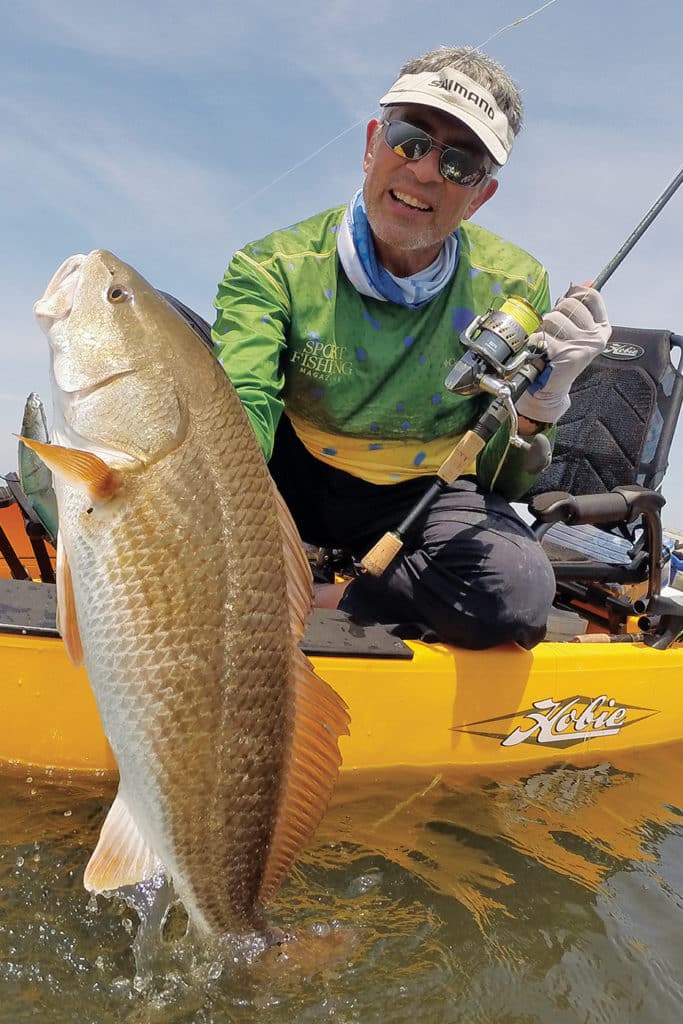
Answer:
[
  {"left": 477, "top": 0, "right": 562, "bottom": 48},
  {"left": 228, "top": 0, "right": 566, "bottom": 215}
]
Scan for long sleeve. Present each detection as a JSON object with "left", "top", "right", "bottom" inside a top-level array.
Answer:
[{"left": 212, "top": 249, "right": 291, "bottom": 461}]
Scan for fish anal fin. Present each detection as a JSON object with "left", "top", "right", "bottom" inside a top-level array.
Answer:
[
  {"left": 273, "top": 482, "right": 313, "bottom": 643},
  {"left": 56, "top": 536, "right": 83, "bottom": 668},
  {"left": 84, "top": 791, "right": 162, "bottom": 893},
  {"left": 258, "top": 650, "right": 350, "bottom": 906},
  {"left": 17, "top": 436, "right": 120, "bottom": 501}
]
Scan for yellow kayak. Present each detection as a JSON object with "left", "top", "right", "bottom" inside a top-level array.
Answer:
[
  {"left": 2, "top": 623, "right": 683, "bottom": 778},
  {"left": 2, "top": 490, "right": 682, "bottom": 778}
]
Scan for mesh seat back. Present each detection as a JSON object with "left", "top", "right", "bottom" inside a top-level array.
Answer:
[{"left": 528, "top": 326, "right": 683, "bottom": 496}]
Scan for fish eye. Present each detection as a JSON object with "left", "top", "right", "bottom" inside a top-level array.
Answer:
[{"left": 107, "top": 285, "right": 130, "bottom": 303}]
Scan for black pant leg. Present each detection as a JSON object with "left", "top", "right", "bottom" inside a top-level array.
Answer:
[
  {"left": 270, "top": 420, "right": 554, "bottom": 650},
  {"left": 339, "top": 478, "right": 555, "bottom": 650}
]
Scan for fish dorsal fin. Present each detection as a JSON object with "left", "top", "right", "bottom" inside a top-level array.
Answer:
[
  {"left": 258, "top": 482, "right": 350, "bottom": 905},
  {"left": 56, "top": 534, "right": 84, "bottom": 668},
  {"left": 17, "top": 436, "right": 121, "bottom": 501},
  {"left": 84, "top": 791, "right": 162, "bottom": 893},
  {"left": 259, "top": 650, "right": 350, "bottom": 905},
  {"left": 272, "top": 482, "right": 314, "bottom": 642}
]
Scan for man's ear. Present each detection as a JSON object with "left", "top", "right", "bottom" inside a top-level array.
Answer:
[
  {"left": 463, "top": 177, "right": 499, "bottom": 219},
  {"left": 363, "top": 119, "right": 381, "bottom": 173}
]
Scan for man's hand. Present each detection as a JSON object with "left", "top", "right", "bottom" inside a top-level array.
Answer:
[{"left": 516, "top": 284, "right": 611, "bottom": 425}]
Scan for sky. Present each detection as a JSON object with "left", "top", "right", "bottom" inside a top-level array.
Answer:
[{"left": 2, "top": 0, "right": 683, "bottom": 521}]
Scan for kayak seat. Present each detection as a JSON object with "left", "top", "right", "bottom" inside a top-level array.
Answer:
[
  {"left": 528, "top": 327, "right": 683, "bottom": 496},
  {"left": 526, "top": 327, "right": 683, "bottom": 642}
]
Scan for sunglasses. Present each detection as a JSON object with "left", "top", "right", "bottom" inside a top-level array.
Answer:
[{"left": 382, "top": 119, "right": 492, "bottom": 188}]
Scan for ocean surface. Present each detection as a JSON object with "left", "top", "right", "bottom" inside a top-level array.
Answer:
[{"left": 1, "top": 742, "right": 682, "bottom": 1023}]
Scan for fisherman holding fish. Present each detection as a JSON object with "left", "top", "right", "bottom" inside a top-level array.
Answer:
[{"left": 212, "top": 46, "right": 611, "bottom": 650}]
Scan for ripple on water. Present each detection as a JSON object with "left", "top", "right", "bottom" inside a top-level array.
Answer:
[{"left": 0, "top": 747, "right": 681, "bottom": 1023}]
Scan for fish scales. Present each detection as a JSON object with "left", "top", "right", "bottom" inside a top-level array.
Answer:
[{"left": 26, "top": 250, "right": 349, "bottom": 934}]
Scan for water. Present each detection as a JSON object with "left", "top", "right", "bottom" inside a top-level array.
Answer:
[{"left": 1, "top": 744, "right": 682, "bottom": 1023}]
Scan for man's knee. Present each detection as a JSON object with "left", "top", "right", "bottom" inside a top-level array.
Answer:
[{"left": 341, "top": 538, "right": 556, "bottom": 651}]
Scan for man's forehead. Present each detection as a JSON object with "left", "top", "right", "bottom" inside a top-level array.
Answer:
[{"left": 387, "top": 103, "right": 485, "bottom": 150}]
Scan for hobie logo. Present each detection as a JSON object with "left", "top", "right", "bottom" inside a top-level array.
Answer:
[
  {"left": 502, "top": 695, "right": 627, "bottom": 747},
  {"left": 454, "top": 695, "right": 659, "bottom": 748},
  {"left": 603, "top": 341, "right": 645, "bottom": 361}
]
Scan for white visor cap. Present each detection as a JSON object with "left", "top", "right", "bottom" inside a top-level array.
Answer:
[{"left": 379, "top": 67, "right": 515, "bottom": 166}]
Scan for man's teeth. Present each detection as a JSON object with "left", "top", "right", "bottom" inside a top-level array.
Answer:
[{"left": 393, "top": 191, "right": 431, "bottom": 211}]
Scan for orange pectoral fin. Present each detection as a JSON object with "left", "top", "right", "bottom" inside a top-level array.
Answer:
[
  {"left": 17, "top": 436, "right": 120, "bottom": 501},
  {"left": 56, "top": 535, "right": 84, "bottom": 668}
]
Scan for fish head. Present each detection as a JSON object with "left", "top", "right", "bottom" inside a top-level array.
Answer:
[{"left": 33, "top": 250, "right": 205, "bottom": 466}]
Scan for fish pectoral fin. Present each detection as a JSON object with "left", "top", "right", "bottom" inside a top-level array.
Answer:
[
  {"left": 56, "top": 535, "right": 83, "bottom": 668},
  {"left": 17, "top": 436, "right": 121, "bottom": 502},
  {"left": 258, "top": 649, "right": 350, "bottom": 906},
  {"left": 84, "top": 791, "right": 162, "bottom": 893}
]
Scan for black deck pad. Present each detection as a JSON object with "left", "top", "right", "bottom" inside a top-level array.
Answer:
[
  {"left": 0, "top": 580, "right": 414, "bottom": 659},
  {"left": 301, "top": 608, "right": 413, "bottom": 659}
]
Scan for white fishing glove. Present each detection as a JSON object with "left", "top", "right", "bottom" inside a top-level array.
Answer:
[{"left": 516, "top": 285, "right": 611, "bottom": 424}]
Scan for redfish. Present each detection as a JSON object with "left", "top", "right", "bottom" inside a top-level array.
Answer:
[{"left": 23, "top": 250, "right": 349, "bottom": 935}]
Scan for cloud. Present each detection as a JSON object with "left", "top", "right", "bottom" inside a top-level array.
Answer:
[
  {"left": 0, "top": 91, "right": 243, "bottom": 270},
  {"left": 7, "top": 1, "right": 254, "bottom": 62}
]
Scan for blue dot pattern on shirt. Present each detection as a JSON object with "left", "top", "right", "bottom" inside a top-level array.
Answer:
[
  {"left": 363, "top": 311, "right": 382, "bottom": 330},
  {"left": 403, "top": 335, "right": 414, "bottom": 348},
  {"left": 413, "top": 451, "right": 426, "bottom": 466},
  {"left": 451, "top": 306, "right": 475, "bottom": 333},
  {"left": 322, "top": 447, "right": 337, "bottom": 456},
  {"left": 356, "top": 347, "right": 367, "bottom": 361}
]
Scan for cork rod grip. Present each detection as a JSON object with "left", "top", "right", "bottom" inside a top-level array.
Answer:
[{"left": 437, "top": 430, "right": 485, "bottom": 485}]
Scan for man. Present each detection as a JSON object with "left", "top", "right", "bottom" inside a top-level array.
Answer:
[{"left": 211, "top": 46, "right": 610, "bottom": 650}]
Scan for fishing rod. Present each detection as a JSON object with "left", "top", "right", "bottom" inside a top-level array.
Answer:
[{"left": 361, "top": 164, "right": 683, "bottom": 576}]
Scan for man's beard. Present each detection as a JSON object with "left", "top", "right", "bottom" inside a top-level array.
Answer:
[{"left": 363, "top": 190, "right": 449, "bottom": 258}]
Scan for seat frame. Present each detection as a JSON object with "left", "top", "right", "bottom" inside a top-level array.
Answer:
[{"left": 527, "top": 330, "right": 683, "bottom": 648}]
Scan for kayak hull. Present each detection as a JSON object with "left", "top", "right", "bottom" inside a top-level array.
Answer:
[{"left": 2, "top": 626, "right": 682, "bottom": 777}]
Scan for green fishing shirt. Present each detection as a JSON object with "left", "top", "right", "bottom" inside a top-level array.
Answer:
[{"left": 212, "top": 205, "right": 552, "bottom": 500}]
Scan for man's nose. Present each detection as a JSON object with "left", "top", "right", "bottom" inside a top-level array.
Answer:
[{"left": 408, "top": 147, "right": 442, "bottom": 183}]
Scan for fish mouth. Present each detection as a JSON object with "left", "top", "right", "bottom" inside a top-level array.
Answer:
[{"left": 34, "top": 254, "right": 87, "bottom": 324}]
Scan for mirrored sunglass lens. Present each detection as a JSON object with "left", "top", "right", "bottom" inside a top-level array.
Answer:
[
  {"left": 385, "top": 121, "right": 432, "bottom": 161},
  {"left": 439, "top": 148, "right": 486, "bottom": 187}
]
